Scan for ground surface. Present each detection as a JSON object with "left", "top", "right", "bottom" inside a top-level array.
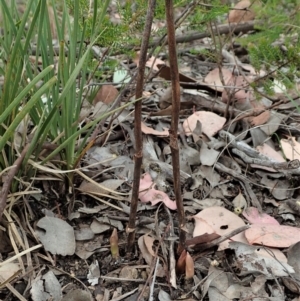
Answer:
[{"left": 1, "top": 2, "right": 300, "bottom": 301}]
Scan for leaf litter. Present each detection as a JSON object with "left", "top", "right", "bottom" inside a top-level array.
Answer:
[{"left": 3, "top": 3, "right": 300, "bottom": 301}]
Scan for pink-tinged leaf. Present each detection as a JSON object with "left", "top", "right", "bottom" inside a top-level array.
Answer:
[
  {"left": 183, "top": 111, "right": 226, "bottom": 137},
  {"left": 141, "top": 122, "right": 169, "bottom": 137},
  {"left": 252, "top": 143, "right": 286, "bottom": 172},
  {"left": 256, "top": 144, "right": 285, "bottom": 162},
  {"left": 204, "top": 68, "right": 232, "bottom": 92},
  {"left": 245, "top": 224, "right": 300, "bottom": 248},
  {"left": 243, "top": 207, "right": 279, "bottom": 225},
  {"left": 193, "top": 207, "right": 248, "bottom": 250},
  {"left": 139, "top": 173, "right": 177, "bottom": 210},
  {"left": 228, "top": 0, "right": 256, "bottom": 23}
]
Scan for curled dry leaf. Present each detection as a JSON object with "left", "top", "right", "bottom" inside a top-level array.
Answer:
[
  {"left": 87, "top": 260, "right": 100, "bottom": 286},
  {"left": 185, "top": 252, "right": 194, "bottom": 280},
  {"left": 137, "top": 235, "right": 165, "bottom": 277},
  {"left": 139, "top": 173, "right": 177, "bottom": 210},
  {"left": 232, "top": 192, "right": 247, "bottom": 214},
  {"left": 110, "top": 228, "right": 119, "bottom": 259},
  {"left": 176, "top": 249, "right": 187, "bottom": 275},
  {"left": 141, "top": 122, "right": 169, "bottom": 137},
  {"left": 249, "top": 110, "right": 271, "bottom": 127}
]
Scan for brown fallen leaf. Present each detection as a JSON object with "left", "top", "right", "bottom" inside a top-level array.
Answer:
[
  {"left": 93, "top": 84, "right": 118, "bottom": 105},
  {"left": 204, "top": 68, "right": 232, "bottom": 92},
  {"left": 249, "top": 110, "right": 271, "bottom": 126},
  {"left": 228, "top": 0, "right": 256, "bottom": 24}
]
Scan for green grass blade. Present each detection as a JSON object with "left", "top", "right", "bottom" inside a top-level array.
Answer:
[{"left": 0, "top": 76, "right": 57, "bottom": 151}]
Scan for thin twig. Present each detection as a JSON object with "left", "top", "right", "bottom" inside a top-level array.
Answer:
[
  {"left": 165, "top": 0, "right": 186, "bottom": 253},
  {"left": 126, "top": 0, "right": 157, "bottom": 252}
]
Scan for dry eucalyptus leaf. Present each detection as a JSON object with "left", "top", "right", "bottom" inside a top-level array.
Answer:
[
  {"left": 85, "top": 146, "right": 116, "bottom": 166},
  {"left": 141, "top": 122, "right": 169, "bottom": 137},
  {"left": 229, "top": 241, "right": 294, "bottom": 278},
  {"left": 138, "top": 235, "right": 165, "bottom": 277},
  {"left": 243, "top": 207, "right": 279, "bottom": 225},
  {"left": 79, "top": 179, "right": 124, "bottom": 196},
  {"left": 87, "top": 260, "right": 100, "bottom": 286},
  {"left": 203, "top": 68, "right": 232, "bottom": 92},
  {"left": 281, "top": 137, "right": 300, "bottom": 160},
  {"left": 183, "top": 111, "right": 226, "bottom": 137},
  {"left": 199, "top": 165, "right": 220, "bottom": 187},
  {"left": 0, "top": 262, "right": 20, "bottom": 283},
  {"left": 261, "top": 175, "right": 293, "bottom": 200},
  {"left": 222, "top": 75, "right": 255, "bottom": 111},
  {"left": 228, "top": 0, "right": 256, "bottom": 23},
  {"left": 180, "top": 144, "right": 201, "bottom": 166},
  {"left": 193, "top": 206, "right": 247, "bottom": 250},
  {"left": 249, "top": 110, "right": 271, "bottom": 126},
  {"left": 245, "top": 224, "right": 300, "bottom": 247},
  {"left": 199, "top": 142, "right": 219, "bottom": 166},
  {"left": 36, "top": 217, "right": 75, "bottom": 256},
  {"left": 93, "top": 84, "right": 118, "bottom": 105},
  {"left": 90, "top": 219, "right": 111, "bottom": 234},
  {"left": 232, "top": 192, "right": 247, "bottom": 214},
  {"left": 31, "top": 271, "right": 62, "bottom": 301},
  {"left": 158, "top": 289, "right": 172, "bottom": 301},
  {"left": 133, "top": 51, "right": 165, "bottom": 71},
  {"left": 61, "top": 289, "right": 92, "bottom": 301},
  {"left": 75, "top": 241, "right": 95, "bottom": 260},
  {"left": 260, "top": 112, "right": 285, "bottom": 136},
  {"left": 139, "top": 173, "right": 177, "bottom": 210},
  {"left": 77, "top": 205, "right": 108, "bottom": 214},
  {"left": 75, "top": 226, "right": 95, "bottom": 241},
  {"left": 119, "top": 266, "right": 138, "bottom": 280},
  {"left": 252, "top": 143, "right": 285, "bottom": 172},
  {"left": 287, "top": 241, "right": 300, "bottom": 280}
]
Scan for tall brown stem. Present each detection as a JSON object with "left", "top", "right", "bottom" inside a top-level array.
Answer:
[
  {"left": 165, "top": 0, "right": 186, "bottom": 253},
  {"left": 127, "top": 0, "right": 156, "bottom": 252}
]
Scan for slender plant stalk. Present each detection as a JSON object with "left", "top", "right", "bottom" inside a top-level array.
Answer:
[
  {"left": 127, "top": 0, "right": 157, "bottom": 252},
  {"left": 0, "top": 144, "right": 30, "bottom": 220},
  {"left": 165, "top": 0, "right": 186, "bottom": 253}
]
